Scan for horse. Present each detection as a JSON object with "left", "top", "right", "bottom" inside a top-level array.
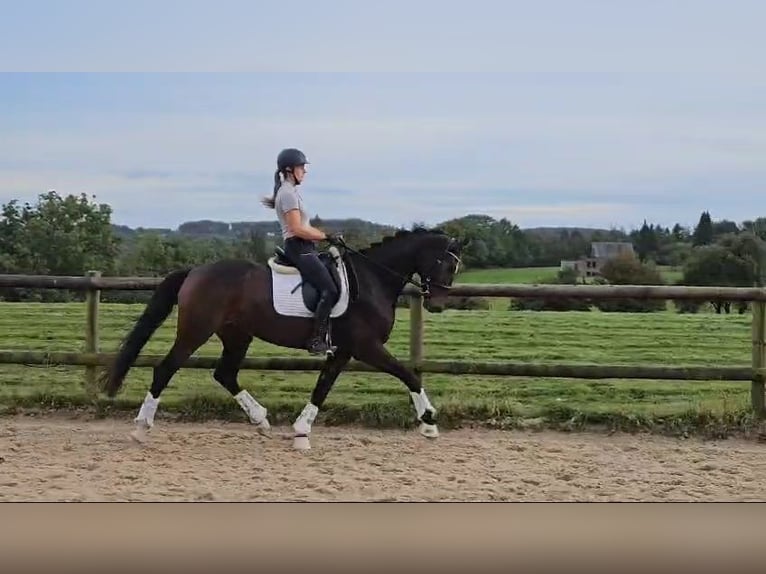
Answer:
[{"left": 99, "top": 227, "right": 466, "bottom": 450}]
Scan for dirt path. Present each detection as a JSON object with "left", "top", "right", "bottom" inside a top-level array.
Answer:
[{"left": 1, "top": 415, "right": 765, "bottom": 501}]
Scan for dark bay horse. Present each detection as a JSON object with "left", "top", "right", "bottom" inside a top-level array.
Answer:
[{"left": 99, "top": 228, "right": 465, "bottom": 449}]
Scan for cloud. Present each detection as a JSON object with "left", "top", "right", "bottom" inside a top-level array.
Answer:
[
  {"left": 121, "top": 169, "right": 175, "bottom": 180},
  {"left": 13, "top": 107, "right": 765, "bottom": 186},
  {"left": 2, "top": 69, "right": 766, "bottom": 230},
  {"left": 473, "top": 202, "right": 635, "bottom": 227},
  {"left": 2, "top": 1, "right": 764, "bottom": 75}
]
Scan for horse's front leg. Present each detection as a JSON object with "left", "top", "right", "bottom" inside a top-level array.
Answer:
[
  {"left": 353, "top": 341, "right": 438, "bottom": 439},
  {"left": 292, "top": 349, "right": 351, "bottom": 450}
]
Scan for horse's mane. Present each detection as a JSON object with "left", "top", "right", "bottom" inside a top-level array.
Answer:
[{"left": 359, "top": 226, "right": 447, "bottom": 254}]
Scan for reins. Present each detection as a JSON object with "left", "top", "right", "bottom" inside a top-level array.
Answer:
[{"left": 332, "top": 237, "right": 459, "bottom": 297}]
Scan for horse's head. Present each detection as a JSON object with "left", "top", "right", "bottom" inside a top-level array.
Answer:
[
  {"left": 354, "top": 227, "right": 467, "bottom": 312},
  {"left": 416, "top": 234, "right": 467, "bottom": 313}
]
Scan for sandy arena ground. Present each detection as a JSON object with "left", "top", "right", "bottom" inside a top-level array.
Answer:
[{"left": 1, "top": 415, "right": 765, "bottom": 501}]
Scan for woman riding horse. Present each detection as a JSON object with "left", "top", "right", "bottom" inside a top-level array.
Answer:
[
  {"left": 262, "top": 148, "right": 342, "bottom": 356},
  {"left": 100, "top": 150, "right": 465, "bottom": 449}
]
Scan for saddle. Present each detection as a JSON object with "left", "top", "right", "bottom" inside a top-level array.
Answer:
[{"left": 267, "top": 245, "right": 351, "bottom": 317}]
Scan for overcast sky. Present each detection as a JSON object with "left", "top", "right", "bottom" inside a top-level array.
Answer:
[{"left": 1, "top": 0, "right": 764, "bottom": 230}]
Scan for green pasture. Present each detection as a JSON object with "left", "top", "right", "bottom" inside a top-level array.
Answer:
[
  {"left": 0, "top": 301, "right": 758, "bottom": 437},
  {"left": 457, "top": 265, "right": 683, "bottom": 285},
  {"left": 456, "top": 266, "right": 685, "bottom": 310},
  {"left": 457, "top": 267, "right": 560, "bottom": 284}
]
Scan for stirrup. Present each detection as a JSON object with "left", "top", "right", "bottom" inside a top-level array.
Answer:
[
  {"left": 307, "top": 329, "right": 336, "bottom": 356},
  {"left": 308, "top": 307, "right": 335, "bottom": 356},
  {"left": 307, "top": 338, "right": 336, "bottom": 357}
]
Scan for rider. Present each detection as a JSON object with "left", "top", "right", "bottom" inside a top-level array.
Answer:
[{"left": 262, "top": 148, "right": 341, "bottom": 355}]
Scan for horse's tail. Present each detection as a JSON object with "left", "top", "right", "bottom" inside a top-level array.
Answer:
[{"left": 100, "top": 268, "right": 191, "bottom": 397}]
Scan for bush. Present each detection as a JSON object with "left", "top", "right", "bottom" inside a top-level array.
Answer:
[
  {"left": 594, "top": 254, "right": 666, "bottom": 313},
  {"left": 395, "top": 294, "right": 490, "bottom": 310},
  {"left": 674, "top": 299, "right": 703, "bottom": 314},
  {"left": 509, "top": 268, "right": 592, "bottom": 312},
  {"left": 443, "top": 296, "right": 490, "bottom": 310}
]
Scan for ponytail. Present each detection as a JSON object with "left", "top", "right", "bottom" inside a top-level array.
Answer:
[{"left": 261, "top": 169, "right": 283, "bottom": 209}]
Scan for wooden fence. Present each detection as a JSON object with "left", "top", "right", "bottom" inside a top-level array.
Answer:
[{"left": 1, "top": 272, "right": 765, "bottom": 416}]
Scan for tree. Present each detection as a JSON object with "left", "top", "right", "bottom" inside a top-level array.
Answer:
[
  {"left": 178, "top": 220, "right": 231, "bottom": 236},
  {"left": 594, "top": 253, "right": 666, "bottom": 312},
  {"left": 679, "top": 232, "right": 766, "bottom": 314},
  {"left": 672, "top": 223, "right": 690, "bottom": 242},
  {"left": 712, "top": 219, "right": 739, "bottom": 237},
  {"left": 683, "top": 233, "right": 766, "bottom": 288},
  {"left": 0, "top": 191, "right": 121, "bottom": 301},
  {"left": 0, "top": 192, "right": 119, "bottom": 274},
  {"left": 119, "top": 233, "right": 171, "bottom": 275},
  {"left": 463, "top": 239, "right": 489, "bottom": 268},
  {"left": 233, "top": 229, "right": 270, "bottom": 264},
  {"left": 659, "top": 241, "right": 693, "bottom": 268},
  {"left": 634, "top": 220, "right": 659, "bottom": 263},
  {"left": 742, "top": 218, "right": 766, "bottom": 242},
  {"left": 692, "top": 211, "right": 714, "bottom": 246}
]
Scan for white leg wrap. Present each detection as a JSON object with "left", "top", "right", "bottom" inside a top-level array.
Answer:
[
  {"left": 235, "top": 390, "right": 268, "bottom": 424},
  {"left": 293, "top": 403, "right": 319, "bottom": 436},
  {"left": 410, "top": 389, "right": 435, "bottom": 419},
  {"left": 135, "top": 392, "right": 160, "bottom": 428}
]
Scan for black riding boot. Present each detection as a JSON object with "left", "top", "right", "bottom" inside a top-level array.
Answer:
[{"left": 307, "top": 290, "right": 335, "bottom": 355}]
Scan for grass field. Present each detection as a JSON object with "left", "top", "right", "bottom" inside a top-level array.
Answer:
[
  {"left": 457, "top": 266, "right": 682, "bottom": 285},
  {"left": 457, "top": 266, "right": 685, "bottom": 311},
  {"left": 458, "top": 265, "right": 683, "bottom": 285},
  {"left": 458, "top": 267, "right": 560, "bottom": 284},
  {"left": 0, "top": 301, "right": 758, "bottom": 437}
]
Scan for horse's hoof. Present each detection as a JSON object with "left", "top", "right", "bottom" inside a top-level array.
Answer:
[
  {"left": 293, "top": 435, "right": 311, "bottom": 450},
  {"left": 256, "top": 418, "right": 272, "bottom": 437},
  {"left": 130, "top": 422, "right": 150, "bottom": 444},
  {"left": 419, "top": 422, "right": 439, "bottom": 439}
]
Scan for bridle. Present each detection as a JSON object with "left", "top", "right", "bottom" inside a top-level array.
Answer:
[
  {"left": 421, "top": 250, "right": 462, "bottom": 296},
  {"left": 334, "top": 238, "right": 462, "bottom": 297}
]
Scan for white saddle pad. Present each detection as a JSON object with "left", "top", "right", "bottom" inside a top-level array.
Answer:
[{"left": 267, "top": 246, "right": 351, "bottom": 318}]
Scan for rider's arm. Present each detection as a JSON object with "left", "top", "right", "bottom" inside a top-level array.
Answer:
[{"left": 284, "top": 209, "right": 327, "bottom": 241}]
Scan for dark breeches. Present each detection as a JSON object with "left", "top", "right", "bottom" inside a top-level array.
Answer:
[{"left": 284, "top": 237, "right": 338, "bottom": 300}]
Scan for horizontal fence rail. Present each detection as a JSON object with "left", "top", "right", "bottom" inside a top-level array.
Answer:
[
  {"left": 1, "top": 271, "right": 765, "bottom": 417},
  {"left": 1, "top": 351, "right": 760, "bottom": 382},
  {"left": 2, "top": 273, "right": 766, "bottom": 301}
]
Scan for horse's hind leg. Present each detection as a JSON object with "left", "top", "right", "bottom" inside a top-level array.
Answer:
[
  {"left": 213, "top": 327, "right": 271, "bottom": 436},
  {"left": 131, "top": 312, "right": 215, "bottom": 444}
]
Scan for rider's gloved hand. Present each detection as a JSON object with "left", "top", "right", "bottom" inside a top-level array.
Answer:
[{"left": 324, "top": 232, "right": 344, "bottom": 246}]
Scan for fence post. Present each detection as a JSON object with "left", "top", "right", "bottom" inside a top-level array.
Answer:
[
  {"left": 751, "top": 299, "right": 766, "bottom": 418},
  {"left": 409, "top": 293, "right": 424, "bottom": 370},
  {"left": 84, "top": 270, "right": 101, "bottom": 395}
]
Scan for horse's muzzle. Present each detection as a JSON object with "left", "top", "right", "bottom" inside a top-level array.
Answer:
[{"left": 423, "top": 299, "right": 445, "bottom": 313}]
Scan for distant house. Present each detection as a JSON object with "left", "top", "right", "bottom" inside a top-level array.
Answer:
[{"left": 561, "top": 242, "right": 635, "bottom": 278}]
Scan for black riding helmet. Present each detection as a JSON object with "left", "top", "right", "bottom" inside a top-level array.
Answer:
[{"left": 277, "top": 148, "right": 309, "bottom": 172}]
